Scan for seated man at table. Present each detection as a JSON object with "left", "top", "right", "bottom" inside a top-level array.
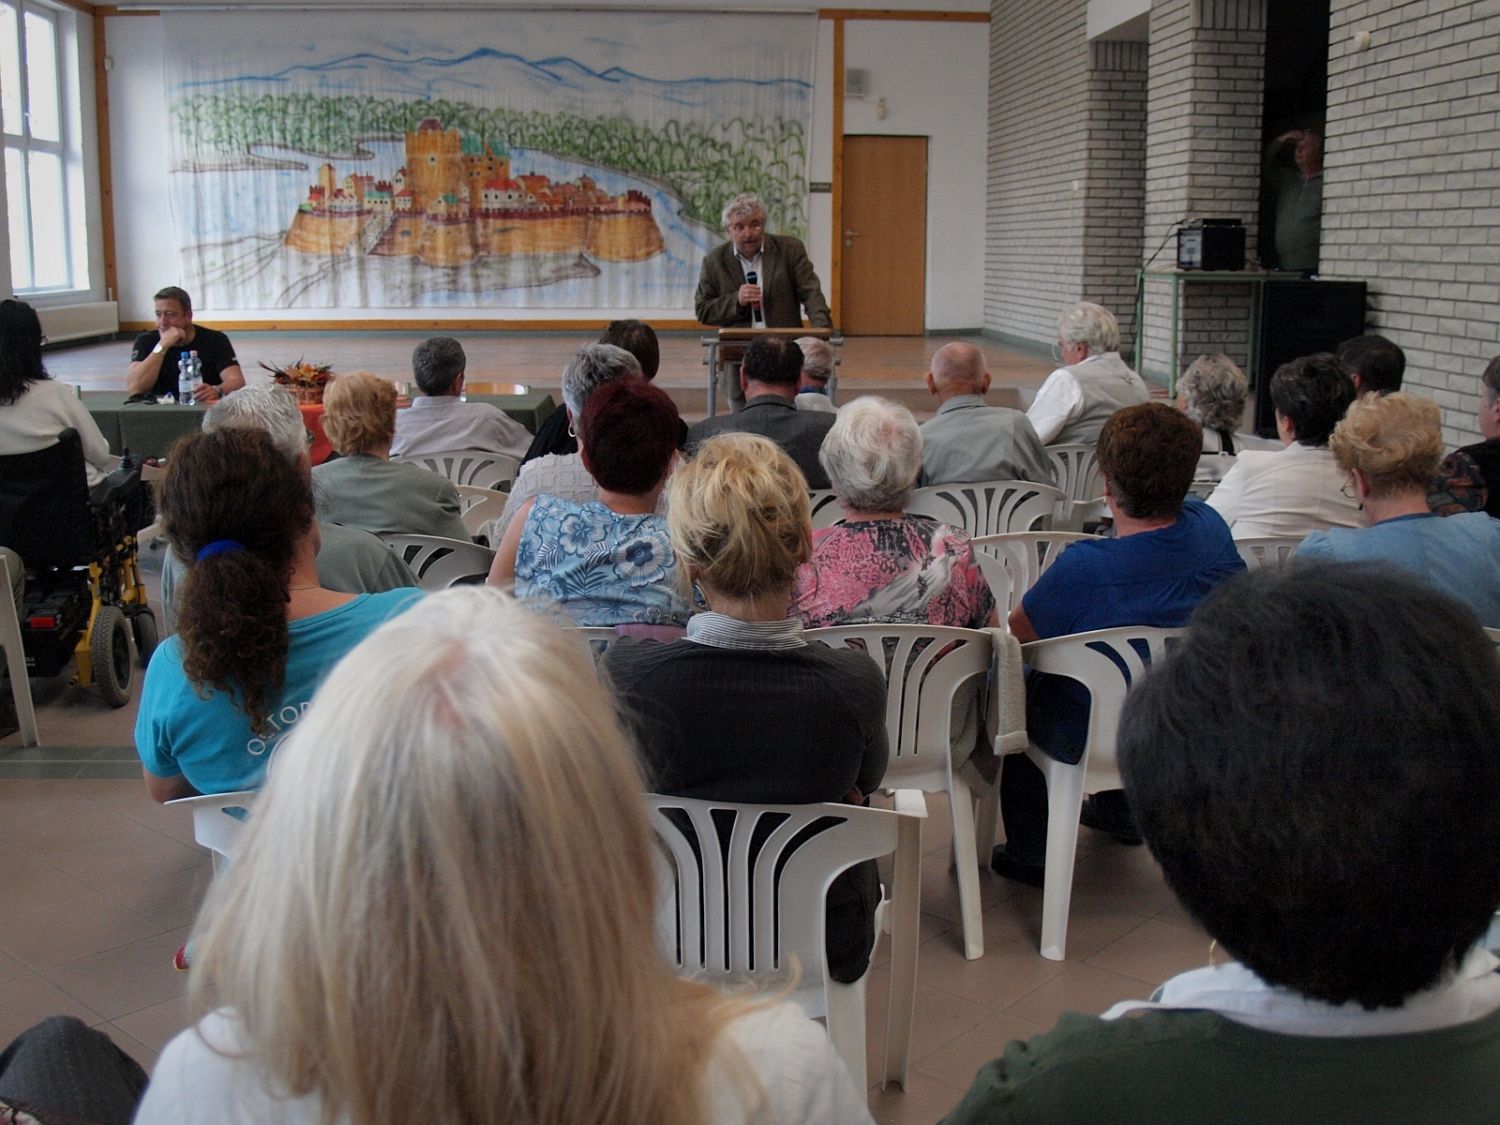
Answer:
[
  {"left": 391, "top": 336, "right": 530, "bottom": 461},
  {"left": 992, "top": 403, "right": 1245, "bottom": 886},
  {"left": 125, "top": 286, "right": 244, "bottom": 405},
  {"left": 158, "top": 384, "right": 415, "bottom": 633}
]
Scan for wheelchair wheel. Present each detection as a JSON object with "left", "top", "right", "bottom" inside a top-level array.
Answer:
[
  {"left": 131, "top": 609, "right": 159, "bottom": 669},
  {"left": 91, "top": 605, "right": 133, "bottom": 707}
]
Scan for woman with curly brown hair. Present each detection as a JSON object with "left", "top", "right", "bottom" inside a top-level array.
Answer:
[{"left": 135, "top": 427, "right": 421, "bottom": 803}]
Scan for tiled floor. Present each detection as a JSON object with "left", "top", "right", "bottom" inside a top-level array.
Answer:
[{"left": 2, "top": 717, "right": 1211, "bottom": 1122}]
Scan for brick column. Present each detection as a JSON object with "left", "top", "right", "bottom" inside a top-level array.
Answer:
[
  {"left": 1139, "top": 0, "right": 1268, "bottom": 383},
  {"left": 1083, "top": 39, "right": 1148, "bottom": 352}
]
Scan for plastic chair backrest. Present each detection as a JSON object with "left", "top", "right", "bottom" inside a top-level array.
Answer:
[
  {"left": 905, "top": 479, "right": 1064, "bottom": 539},
  {"left": 969, "top": 531, "right": 1095, "bottom": 615},
  {"left": 574, "top": 626, "right": 619, "bottom": 664},
  {"left": 1046, "top": 444, "right": 1102, "bottom": 505},
  {"left": 807, "top": 624, "right": 991, "bottom": 784},
  {"left": 165, "top": 790, "right": 257, "bottom": 874},
  {"left": 454, "top": 484, "right": 508, "bottom": 541},
  {"left": 1234, "top": 536, "right": 1302, "bottom": 571},
  {"left": 1486, "top": 627, "right": 1500, "bottom": 649},
  {"left": 379, "top": 533, "right": 495, "bottom": 590},
  {"left": 1022, "top": 626, "right": 1181, "bottom": 784},
  {"left": 1187, "top": 479, "right": 1218, "bottom": 500},
  {"left": 808, "top": 489, "right": 847, "bottom": 530},
  {"left": 400, "top": 449, "right": 520, "bottom": 491},
  {"left": 647, "top": 795, "right": 899, "bottom": 988},
  {"left": 0, "top": 429, "right": 92, "bottom": 567}
]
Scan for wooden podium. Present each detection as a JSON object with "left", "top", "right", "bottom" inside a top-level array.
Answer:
[{"left": 700, "top": 327, "right": 843, "bottom": 416}]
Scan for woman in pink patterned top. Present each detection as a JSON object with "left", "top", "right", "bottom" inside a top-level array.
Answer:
[{"left": 794, "top": 397, "right": 996, "bottom": 630}]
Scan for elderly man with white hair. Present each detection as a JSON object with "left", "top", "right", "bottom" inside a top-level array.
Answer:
[
  {"left": 1026, "top": 302, "right": 1150, "bottom": 446},
  {"left": 795, "top": 336, "right": 837, "bottom": 413},
  {"left": 920, "top": 342, "right": 1051, "bottom": 485},
  {"left": 158, "top": 383, "right": 415, "bottom": 633},
  {"left": 489, "top": 343, "right": 653, "bottom": 541},
  {"left": 696, "top": 193, "right": 831, "bottom": 412}
]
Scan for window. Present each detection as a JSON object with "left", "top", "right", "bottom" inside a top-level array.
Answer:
[{"left": 2, "top": 0, "right": 86, "bottom": 295}]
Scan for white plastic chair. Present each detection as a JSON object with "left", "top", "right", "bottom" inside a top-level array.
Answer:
[
  {"left": 165, "top": 789, "right": 257, "bottom": 874},
  {"left": 1486, "top": 627, "right": 1500, "bottom": 648},
  {"left": 1234, "top": 536, "right": 1303, "bottom": 571},
  {"left": 647, "top": 792, "right": 925, "bottom": 1094},
  {"left": 1019, "top": 626, "right": 1181, "bottom": 960},
  {"left": 807, "top": 624, "right": 994, "bottom": 960},
  {"left": 379, "top": 533, "right": 495, "bottom": 590},
  {"left": 574, "top": 625, "right": 620, "bottom": 665},
  {"left": 905, "top": 479, "right": 1065, "bottom": 539},
  {"left": 399, "top": 449, "right": 520, "bottom": 492},
  {"left": 1046, "top": 444, "right": 1104, "bottom": 531},
  {"left": 455, "top": 484, "right": 508, "bottom": 544},
  {"left": 808, "top": 489, "right": 848, "bottom": 530},
  {"left": 0, "top": 553, "right": 39, "bottom": 747},
  {"left": 969, "top": 531, "right": 1096, "bottom": 616},
  {"left": 1187, "top": 479, "right": 1219, "bottom": 501}
]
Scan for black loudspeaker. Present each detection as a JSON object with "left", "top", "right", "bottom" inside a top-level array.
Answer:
[{"left": 1254, "top": 279, "right": 1367, "bottom": 435}]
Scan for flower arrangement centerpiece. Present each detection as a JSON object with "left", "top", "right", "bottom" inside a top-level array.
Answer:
[{"left": 261, "top": 359, "right": 334, "bottom": 404}]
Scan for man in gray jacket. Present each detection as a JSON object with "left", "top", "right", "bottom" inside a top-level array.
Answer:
[{"left": 920, "top": 342, "right": 1052, "bottom": 486}]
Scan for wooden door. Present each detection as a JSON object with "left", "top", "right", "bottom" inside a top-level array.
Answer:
[{"left": 840, "top": 135, "right": 928, "bottom": 335}]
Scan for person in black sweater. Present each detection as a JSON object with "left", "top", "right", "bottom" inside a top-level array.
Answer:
[{"left": 603, "top": 432, "right": 889, "bottom": 983}]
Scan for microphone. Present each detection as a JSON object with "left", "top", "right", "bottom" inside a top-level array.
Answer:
[{"left": 745, "top": 269, "right": 764, "bottom": 327}]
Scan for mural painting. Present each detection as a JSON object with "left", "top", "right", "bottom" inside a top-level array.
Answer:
[{"left": 163, "top": 12, "right": 815, "bottom": 311}]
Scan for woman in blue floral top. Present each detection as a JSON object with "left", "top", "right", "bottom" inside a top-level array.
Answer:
[{"left": 490, "top": 378, "right": 688, "bottom": 629}]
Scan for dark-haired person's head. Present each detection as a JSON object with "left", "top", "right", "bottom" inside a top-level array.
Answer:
[
  {"left": 577, "top": 377, "right": 680, "bottom": 496},
  {"left": 0, "top": 298, "right": 46, "bottom": 405},
  {"left": 1481, "top": 355, "right": 1500, "bottom": 441},
  {"left": 1120, "top": 563, "right": 1500, "bottom": 1010},
  {"left": 1271, "top": 353, "right": 1355, "bottom": 446},
  {"left": 1097, "top": 402, "right": 1201, "bottom": 520},
  {"left": 154, "top": 286, "right": 193, "bottom": 316},
  {"left": 1338, "top": 334, "right": 1406, "bottom": 396},
  {"left": 161, "top": 427, "right": 317, "bottom": 732},
  {"left": 741, "top": 336, "right": 803, "bottom": 390},
  {"left": 600, "top": 320, "right": 660, "bottom": 382},
  {"left": 411, "top": 336, "right": 466, "bottom": 397}
]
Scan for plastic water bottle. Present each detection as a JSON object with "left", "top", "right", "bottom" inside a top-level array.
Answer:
[
  {"left": 177, "top": 353, "right": 194, "bottom": 406},
  {"left": 190, "top": 350, "right": 203, "bottom": 393}
]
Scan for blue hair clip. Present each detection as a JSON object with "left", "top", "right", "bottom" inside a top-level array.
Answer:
[{"left": 196, "top": 539, "right": 246, "bottom": 563}]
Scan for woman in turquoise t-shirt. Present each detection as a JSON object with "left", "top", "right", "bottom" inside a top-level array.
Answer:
[{"left": 135, "top": 427, "right": 420, "bottom": 801}]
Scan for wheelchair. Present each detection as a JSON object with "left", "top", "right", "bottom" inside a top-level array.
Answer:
[{"left": 0, "top": 429, "right": 158, "bottom": 707}]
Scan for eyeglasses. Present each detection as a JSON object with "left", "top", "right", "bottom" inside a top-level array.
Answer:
[
  {"left": 1340, "top": 476, "right": 1356, "bottom": 500},
  {"left": 305, "top": 430, "right": 316, "bottom": 447}
]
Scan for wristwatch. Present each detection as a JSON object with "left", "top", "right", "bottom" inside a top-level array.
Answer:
[{"left": 151, "top": 342, "right": 165, "bottom": 355}]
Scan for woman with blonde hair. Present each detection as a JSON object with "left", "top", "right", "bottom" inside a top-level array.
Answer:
[
  {"left": 603, "top": 433, "right": 889, "bottom": 984},
  {"left": 311, "top": 370, "right": 469, "bottom": 541},
  {"left": 1298, "top": 391, "right": 1500, "bottom": 625},
  {"left": 138, "top": 588, "right": 870, "bottom": 1124}
]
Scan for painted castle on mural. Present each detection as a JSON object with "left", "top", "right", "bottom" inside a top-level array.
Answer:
[{"left": 284, "top": 118, "right": 664, "bottom": 268}]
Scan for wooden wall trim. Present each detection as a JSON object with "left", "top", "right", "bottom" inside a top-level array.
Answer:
[
  {"left": 93, "top": 12, "right": 117, "bottom": 301},
  {"left": 818, "top": 9, "right": 989, "bottom": 22},
  {"left": 830, "top": 15, "right": 844, "bottom": 327},
  {"left": 119, "top": 318, "right": 716, "bottom": 332}
]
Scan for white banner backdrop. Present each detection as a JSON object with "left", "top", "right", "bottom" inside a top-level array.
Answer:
[{"left": 162, "top": 11, "right": 815, "bottom": 312}]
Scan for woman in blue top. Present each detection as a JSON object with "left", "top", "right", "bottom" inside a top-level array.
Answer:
[
  {"left": 490, "top": 377, "right": 688, "bottom": 630},
  {"left": 136, "top": 427, "right": 421, "bottom": 801},
  {"left": 1299, "top": 392, "right": 1500, "bottom": 627}
]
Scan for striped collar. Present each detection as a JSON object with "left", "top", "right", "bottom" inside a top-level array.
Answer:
[{"left": 685, "top": 611, "right": 806, "bottom": 652}]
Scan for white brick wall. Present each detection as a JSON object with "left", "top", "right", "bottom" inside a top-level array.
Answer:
[
  {"left": 1139, "top": 0, "right": 1267, "bottom": 382},
  {"left": 986, "top": 0, "right": 1092, "bottom": 344},
  {"left": 1324, "top": 0, "right": 1500, "bottom": 446},
  {"left": 1083, "top": 40, "right": 1148, "bottom": 349}
]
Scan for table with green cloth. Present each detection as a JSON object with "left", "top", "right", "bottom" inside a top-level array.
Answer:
[{"left": 83, "top": 391, "right": 555, "bottom": 462}]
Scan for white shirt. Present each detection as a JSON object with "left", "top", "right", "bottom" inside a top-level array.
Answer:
[
  {"left": 390, "top": 395, "right": 531, "bottom": 461},
  {"left": 1207, "top": 441, "right": 1363, "bottom": 540},
  {"left": 1103, "top": 947, "right": 1500, "bottom": 1039},
  {"left": 135, "top": 1002, "right": 873, "bottom": 1125},
  {"left": 0, "top": 378, "right": 116, "bottom": 487},
  {"left": 1026, "top": 352, "right": 1150, "bottom": 446}
]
